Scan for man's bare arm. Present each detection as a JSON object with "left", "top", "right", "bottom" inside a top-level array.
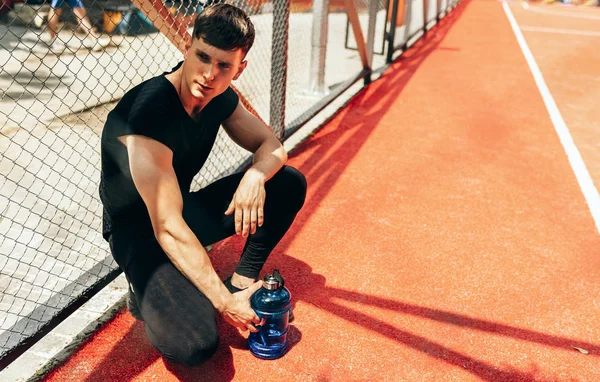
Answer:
[
  {"left": 223, "top": 101, "right": 288, "bottom": 181},
  {"left": 120, "top": 134, "right": 262, "bottom": 330},
  {"left": 222, "top": 102, "right": 288, "bottom": 239}
]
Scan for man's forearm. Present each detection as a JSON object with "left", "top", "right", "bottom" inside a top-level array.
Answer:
[
  {"left": 250, "top": 140, "right": 287, "bottom": 181},
  {"left": 156, "top": 219, "right": 232, "bottom": 312}
]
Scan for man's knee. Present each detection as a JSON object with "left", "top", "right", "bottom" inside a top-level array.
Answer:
[
  {"left": 177, "top": 333, "right": 220, "bottom": 367},
  {"left": 272, "top": 166, "right": 307, "bottom": 210},
  {"left": 149, "top": 327, "right": 220, "bottom": 367}
]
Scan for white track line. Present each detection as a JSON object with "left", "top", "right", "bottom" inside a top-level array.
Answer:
[
  {"left": 522, "top": 2, "right": 600, "bottom": 20},
  {"left": 520, "top": 26, "right": 600, "bottom": 36},
  {"left": 504, "top": 2, "right": 600, "bottom": 234}
]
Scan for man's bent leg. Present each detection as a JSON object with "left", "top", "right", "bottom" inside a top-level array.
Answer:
[
  {"left": 110, "top": 235, "right": 220, "bottom": 366},
  {"left": 183, "top": 166, "right": 307, "bottom": 284},
  {"left": 136, "top": 258, "right": 219, "bottom": 366},
  {"left": 106, "top": 166, "right": 305, "bottom": 363},
  {"left": 234, "top": 166, "right": 307, "bottom": 281}
]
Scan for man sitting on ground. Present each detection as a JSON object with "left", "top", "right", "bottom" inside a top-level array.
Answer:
[{"left": 99, "top": 3, "right": 306, "bottom": 366}]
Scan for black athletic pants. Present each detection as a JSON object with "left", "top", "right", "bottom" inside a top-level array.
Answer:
[{"left": 108, "top": 166, "right": 306, "bottom": 366}]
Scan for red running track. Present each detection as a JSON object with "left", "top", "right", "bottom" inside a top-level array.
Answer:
[{"left": 41, "top": 1, "right": 600, "bottom": 380}]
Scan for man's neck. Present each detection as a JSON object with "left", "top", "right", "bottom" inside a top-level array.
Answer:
[{"left": 166, "top": 67, "right": 210, "bottom": 119}]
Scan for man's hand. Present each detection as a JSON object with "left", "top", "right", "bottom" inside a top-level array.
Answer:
[
  {"left": 225, "top": 169, "right": 266, "bottom": 237},
  {"left": 221, "top": 280, "right": 265, "bottom": 332}
]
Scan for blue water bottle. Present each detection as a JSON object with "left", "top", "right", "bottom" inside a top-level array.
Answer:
[{"left": 248, "top": 269, "right": 291, "bottom": 359}]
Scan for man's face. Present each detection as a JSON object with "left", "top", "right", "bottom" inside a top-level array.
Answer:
[{"left": 183, "top": 37, "right": 247, "bottom": 102}]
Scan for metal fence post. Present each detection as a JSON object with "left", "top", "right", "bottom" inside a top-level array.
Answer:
[
  {"left": 270, "top": 0, "right": 290, "bottom": 138},
  {"left": 306, "top": 0, "right": 330, "bottom": 96},
  {"left": 365, "top": 0, "right": 379, "bottom": 83},
  {"left": 386, "top": 0, "right": 400, "bottom": 63},
  {"left": 423, "top": 0, "right": 428, "bottom": 34}
]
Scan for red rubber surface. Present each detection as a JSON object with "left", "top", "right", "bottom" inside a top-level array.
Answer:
[{"left": 42, "top": 1, "right": 600, "bottom": 380}]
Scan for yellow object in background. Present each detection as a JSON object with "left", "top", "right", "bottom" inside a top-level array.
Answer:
[{"left": 104, "top": 11, "right": 124, "bottom": 34}]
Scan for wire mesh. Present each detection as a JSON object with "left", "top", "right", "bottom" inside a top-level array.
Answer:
[
  {"left": 0, "top": 0, "right": 460, "bottom": 367},
  {"left": 0, "top": 0, "right": 260, "bottom": 363},
  {"left": 0, "top": 0, "right": 293, "bottom": 362},
  {"left": 1, "top": 0, "right": 174, "bottom": 363}
]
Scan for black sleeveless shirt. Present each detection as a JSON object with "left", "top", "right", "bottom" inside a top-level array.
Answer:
[{"left": 99, "top": 62, "right": 239, "bottom": 241}]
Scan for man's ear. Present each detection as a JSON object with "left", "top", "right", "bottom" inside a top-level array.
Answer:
[
  {"left": 233, "top": 60, "right": 248, "bottom": 81},
  {"left": 183, "top": 39, "right": 192, "bottom": 60}
]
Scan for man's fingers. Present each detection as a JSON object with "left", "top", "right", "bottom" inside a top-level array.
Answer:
[
  {"left": 226, "top": 316, "right": 260, "bottom": 333},
  {"left": 234, "top": 207, "right": 243, "bottom": 235},
  {"left": 242, "top": 206, "right": 250, "bottom": 237},
  {"left": 225, "top": 313, "right": 254, "bottom": 331},
  {"left": 223, "top": 315, "right": 240, "bottom": 329},
  {"left": 250, "top": 208, "right": 257, "bottom": 234},
  {"left": 225, "top": 199, "right": 235, "bottom": 216},
  {"left": 257, "top": 189, "right": 265, "bottom": 227},
  {"left": 257, "top": 204, "right": 264, "bottom": 227},
  {"left": 251, "top": 314, "right": 263, "bottom": 326},
  {"left": 245, "top": 280, "right": 263, "bottom": 296}
]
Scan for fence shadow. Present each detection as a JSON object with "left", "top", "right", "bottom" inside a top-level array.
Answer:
[
  {"left": 44, "top": 1, "right": 593, "bottom": 381},
  {"left": 211, "top": 0, "right": 598, "bottom": 380},
  {"left": 68, "top": 1, "right": 472, "bottom": 381},
  {"left": 263, "top": 253, "right": 595, "bottom": 382}
]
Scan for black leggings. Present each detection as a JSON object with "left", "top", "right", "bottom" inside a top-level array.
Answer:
[{"left": 108, "top": 166, "right": 306, "bottom": 366}]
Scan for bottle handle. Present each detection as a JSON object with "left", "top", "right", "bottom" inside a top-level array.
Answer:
[{"left": 272, "top": 269, "right": 284, "bottom": 289}]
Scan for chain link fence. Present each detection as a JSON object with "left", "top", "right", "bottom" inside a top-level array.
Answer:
[{"left": 0, "top": 0, "right": 458, "bottom": 368}]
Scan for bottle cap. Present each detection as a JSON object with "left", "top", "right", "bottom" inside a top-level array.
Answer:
[
  {"left": 263, "top": 276, "right": 279, "bottom": 290},
  {"left": 263, "top": 269, "right": 284, "bottom": 290}
]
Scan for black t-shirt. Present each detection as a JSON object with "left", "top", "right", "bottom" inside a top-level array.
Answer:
[{"left": 99, "top": 62, "right": 239, "bottom": 241}]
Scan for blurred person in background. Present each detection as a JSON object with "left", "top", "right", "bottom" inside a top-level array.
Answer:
[{"left": 46, "top": 0, "right": 109, "bottom": 53}]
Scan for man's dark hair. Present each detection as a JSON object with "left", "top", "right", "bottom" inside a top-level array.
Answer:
[{"left": 192, "top": 3, "right": 255, "bottom": 56}]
